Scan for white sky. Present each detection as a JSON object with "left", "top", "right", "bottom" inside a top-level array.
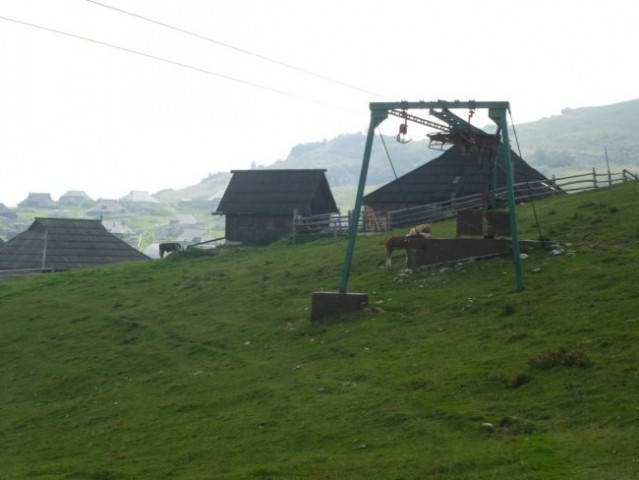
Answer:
[{"left": 0, "top": 0, "right": 636, "bottom": 206}]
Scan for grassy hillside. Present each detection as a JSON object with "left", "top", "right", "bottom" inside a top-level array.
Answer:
[{"left": 1, "top": 181, "right": 639, "bottom": 479}]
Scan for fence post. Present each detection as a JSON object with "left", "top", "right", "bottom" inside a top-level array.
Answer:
[
  {"left": 292, "top": 208, "right": 298, "bottom": 241},
  {"left": 592, "top": 168, "right": 598, "bottom": 188}
]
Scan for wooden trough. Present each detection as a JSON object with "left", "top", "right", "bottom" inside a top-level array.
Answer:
[
  {"left": 406, "top": 237, "right": 512, "bottom": 269},
  {"left": 404, "top": 210, "right": 514, "bottom": 268}
]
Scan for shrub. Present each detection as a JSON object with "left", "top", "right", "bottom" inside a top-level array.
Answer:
[
  {"left": 529, "top": 347, "right": 592, "bottom": 370},
  {"left": 509, "top": 373, "right": 534, "bottom": 388},
  {"left": 499, "top": 416, "right": 534, "bottom": 435}
]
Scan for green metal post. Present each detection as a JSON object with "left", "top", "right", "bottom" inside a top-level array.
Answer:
[
  {"left": 490, "top": 151, "right": 498, "bottom": 209},
  {"left": 339, "top": 107, "right": 388, "bottom": 293},
  {"left": 484, "top": 154, "right": 498, "bottom": 210},
  {"left": 490, "top": 107, "right": 524, "bottom": 292}
]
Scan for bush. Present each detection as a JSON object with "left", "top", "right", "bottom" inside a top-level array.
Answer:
[{"left": 529, "top": 347, "right": 592, "bottom": 370}]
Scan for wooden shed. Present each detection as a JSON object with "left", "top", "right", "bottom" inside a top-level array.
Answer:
[
  {"left": 215, "top": 169, "right": 338, "bottom": 245},
  {"left": 0, "top": 217, "right": 150, "bottom": 272},
  {"left": 363, "top": 144, "right": 559, "bottom": 230}
]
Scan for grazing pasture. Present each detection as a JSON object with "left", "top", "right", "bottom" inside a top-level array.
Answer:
[{"left": 1, "top": 182, "right": 638, "bottom": 479}]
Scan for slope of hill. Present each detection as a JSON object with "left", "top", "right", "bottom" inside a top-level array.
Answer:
[
  {"left": 268, "top": 133, "right": 439, "bottom": 187},
  {"left": 1, "top": 181, "right": 638, "bottom": 478},
  {"left": 154, "top": 171, "right": 232, "bottom": 205}
]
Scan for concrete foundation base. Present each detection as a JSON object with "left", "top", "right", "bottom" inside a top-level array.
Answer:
[{"left": 311, "top": 292, "right": 368, "bottom": 322}]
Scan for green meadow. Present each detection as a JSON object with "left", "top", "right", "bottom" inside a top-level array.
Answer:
[{"left": 1, "top": 182, "right": 638, "bottom": 479}]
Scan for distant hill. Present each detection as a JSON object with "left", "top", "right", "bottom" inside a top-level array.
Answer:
[
  {"left": 267, "top": 133, "right": 440, "bottom": 187},
  {"left": 167, "top": 99, "right": 639, "bottom": 209},
  {"left": 155, "top": 171, "right": 232, "bottom": 206},
  {"left": 511, "top": 98, "right": 639, "bottom": 176}
]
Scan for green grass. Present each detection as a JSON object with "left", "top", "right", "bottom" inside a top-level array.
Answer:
[{"left": 1, "top": 182, "right": 639, "bottom": 479}]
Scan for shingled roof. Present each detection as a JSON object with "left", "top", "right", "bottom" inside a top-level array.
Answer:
[
  {"left": 363, "top": 144, "right": 552, "bottom": 205},
  {"left": 17, "top": 192, "right": 59, "bottom": 210},
  {"left": 0, "top": 217, "right": 150, "bottom": 271},
  {"left": 119, "top": 190, "right": 160, "bottom": 204},
  {"left": 87, "top": 199, "right": 126, "bottom": 216},
  {"left": 216, "top": 169, "right": 338, "bottom": 216},
  {"left": 58, "top": 190, "right": 95, "bottom": 207}
]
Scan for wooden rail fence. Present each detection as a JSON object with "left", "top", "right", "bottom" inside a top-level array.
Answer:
[
  {"left": 385, "top": 169, "right": 637, "bottom": 230},
  {"left": 290, "top": 169, "right": 637, "bottom": 238}
]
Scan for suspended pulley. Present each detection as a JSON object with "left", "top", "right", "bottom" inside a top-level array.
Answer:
[{"left": 396, "top": 111, "right": 412, "bottom": 144}]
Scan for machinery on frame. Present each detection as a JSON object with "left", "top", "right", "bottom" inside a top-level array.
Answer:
[{"left": 311, "top": 100, "right": 524, "bottom": 321}]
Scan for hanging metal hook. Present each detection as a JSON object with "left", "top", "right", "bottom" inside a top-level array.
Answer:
[
  {"left": 396, "top": 111, "right": 412, "bottom": 144},
  {"left": 468, "top": 108, "right": 475, "bottom": 124}
]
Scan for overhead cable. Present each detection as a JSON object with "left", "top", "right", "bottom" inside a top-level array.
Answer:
[
  {"left": 86, "top": 0, "right": 390, "bottom": 100},
  {"left": 0, "top": 14, "right": 364, "bottom": 115}
]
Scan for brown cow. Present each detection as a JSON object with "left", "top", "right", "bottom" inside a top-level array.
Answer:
[{"left": 385, "top": 224, "right": 434, "bottom": 268}]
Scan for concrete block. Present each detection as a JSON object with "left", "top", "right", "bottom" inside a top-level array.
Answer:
[{"left": 311, "top": 292, "right": 368, "bottom": 321}]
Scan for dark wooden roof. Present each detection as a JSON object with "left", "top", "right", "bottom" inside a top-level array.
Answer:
[
  {"left": 364, "top": 145, "right": 552, "bottom": 205},
  {"left": 216, "top": 169, "right": 338, "bottom": 216},
  {"left": 0, "top": 217, "right": 150, "bottom": 271}
]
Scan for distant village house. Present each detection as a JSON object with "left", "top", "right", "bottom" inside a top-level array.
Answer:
[{"left": 17, "top": 192, "right": 59, "bottom": 210}]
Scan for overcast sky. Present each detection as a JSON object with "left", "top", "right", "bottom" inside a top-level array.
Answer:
[{"left": 0, "top": 0, "right": 636, "bottom": 206}]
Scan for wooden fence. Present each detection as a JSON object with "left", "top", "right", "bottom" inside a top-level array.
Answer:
[
  {"left": 292, "top": 169, "right": 637, "bottom": 237},
  {"left": 292, "top": 212, "right": 354, "bottom": 239},
  {"left": 386, "top": 169, "right": 637, "bottom": 229}
]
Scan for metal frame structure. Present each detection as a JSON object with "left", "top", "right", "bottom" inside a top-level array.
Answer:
[{"left": 338, "top": 100, "right": 524, "bottom": 293}]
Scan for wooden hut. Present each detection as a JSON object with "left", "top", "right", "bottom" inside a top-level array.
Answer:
[
  {"left": 215, "top": 169, "right": 338, "bottom": 245},
  {"left": 363, "top": 144, "right": 559, "bottom": 230}
]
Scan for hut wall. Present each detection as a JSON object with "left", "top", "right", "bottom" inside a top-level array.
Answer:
[{"left": 225, "top": 213, "right": 293, "bottom": 245}]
